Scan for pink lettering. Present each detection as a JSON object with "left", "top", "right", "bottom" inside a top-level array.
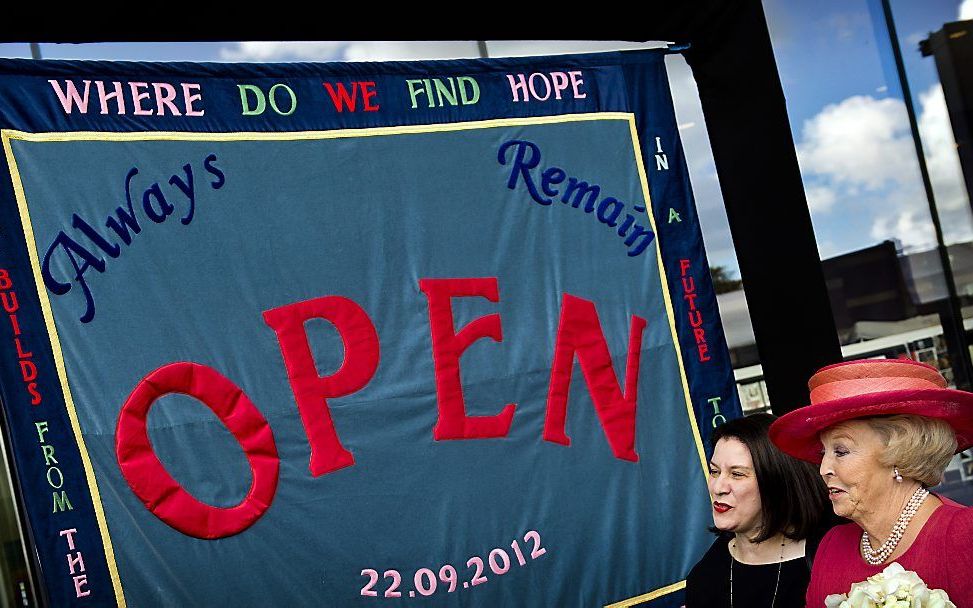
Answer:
[
  {"left": 73, "top": 575, "right": 90, "bottom": 598},
  {"left": 96, "top": 81, "right": 126, "bottom": 115},
  {"left": 569, "top": 71, "right": 587, "bottom": 99},
  {"left": 48, "top": 80, "right": 91, "bottom": 114},
  {"left": 182, "top": 83, "right": 204, "bottom": 116},
  {"left": 59, "top": 528, "right": 78, "bottom": 551},
  {"left": 550, "top": 71, "right": 569, "bottom": 99},
  {"left": 506, "top": 74, "right": 528, "bottom": 102},
  {"left": 67, "top": 551, "right": 85, "bottom": 575},
  {"left": 528, "top": 73, "right": 551, "bottom": 101},
  {"left": 152, "top": 83, "right": 182, "bottom": 116},
  {"left": 129, "top": 82, "right": 153, "bottom": 115}
]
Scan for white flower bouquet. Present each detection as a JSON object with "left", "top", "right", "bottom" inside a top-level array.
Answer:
[{"left": 824, "top": 562, "right": 955, "bottom": 608}]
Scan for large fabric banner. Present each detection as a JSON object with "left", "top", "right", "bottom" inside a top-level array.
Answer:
[{"left": 0, "top": 51, "right": 740, "bottom": 607}]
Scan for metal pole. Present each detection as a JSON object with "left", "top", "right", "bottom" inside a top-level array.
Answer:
[
  {"left": 28, "top": 44, "right": 41, "bottom": 60},
  {"left": 880, "top": 0, "right": 973, "bottom": 389},
  {"left": 476, "top": 41, "right": 489, "bottom": 59}
]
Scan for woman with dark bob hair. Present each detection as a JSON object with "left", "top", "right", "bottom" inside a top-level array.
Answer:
[
  {"left": 770, "top": 358, "right": 973, "bottom": 607},
  {"left": 686, "top": 413, "right": 835, "bottom": 607}
]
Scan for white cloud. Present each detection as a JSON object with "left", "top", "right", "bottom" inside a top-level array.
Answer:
[
  {"left": 870, "top": 209, "right": 936, "bottom": 250},
  {"left": 219, "top": 42, "right": 348, "bottom": 62},
  {"left": 961, "top": 0, "right": 973, "bottom": 19},
  {"left": 793, "top": 83, "right": 973, "bottom": 255},
  {"left": 796, "top": 95, "right": 916, "bottom": 190},
  {"left": 219, "top": 41, "right": 480, "bottom": 62},
  {"left": 918, "top": 84, "right": 973, "bottom": 242},
  {"left": 805, "top": 185, "right": 837, "bottom": 213}
]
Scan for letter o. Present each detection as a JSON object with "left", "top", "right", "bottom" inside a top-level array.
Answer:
[
  {"left": 115, "top": 362, "right": 279, "bottom": 539},
  {"left": 268, "top": 84, "right": 297, "bottom": 116},
  {"left": 712, "top": 414, "right": 728, "bottom": 428},
  {"left": 528, "top": 73, "right": 551, "bottom": 101},
  {"left": 46, "top": 466, "right": 64, "bottom": 489}
]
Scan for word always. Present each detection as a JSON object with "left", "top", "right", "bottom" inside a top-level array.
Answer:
[{"left": 41, "top": 155, "right": 226, "bottom": 323}]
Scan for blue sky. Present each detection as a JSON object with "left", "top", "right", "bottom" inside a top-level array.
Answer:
[{"left": 0, "top": 0, "right": 971, "bottom": 276}]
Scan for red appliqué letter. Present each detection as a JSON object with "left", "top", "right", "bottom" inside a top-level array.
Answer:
[
  {"left": 419, "top": 278, "right": 516, "bottom": 440},
  {"left": 543, "top": 294, "right": 646, "bottom": 462},
  {"left": 263, "top": 296, "right": 380, "bottom": 476},
  {"left": 115, "top": 362, "right": 280, "bottom": 539}
]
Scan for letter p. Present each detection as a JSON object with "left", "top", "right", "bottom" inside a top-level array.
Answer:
[{"left": 263, "top": 296, "right": 380, "bottom": 477}]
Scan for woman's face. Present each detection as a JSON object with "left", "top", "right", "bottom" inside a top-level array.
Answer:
[
  {"left": 819, "top": 420, "right": 889, "bottom": 522},
  {"left": 707, "top": 437, "right": 762, "bottom": 535}
]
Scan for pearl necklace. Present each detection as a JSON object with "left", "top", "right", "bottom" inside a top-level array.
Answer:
[
  {"left": 729, "top": 536, "right": 786, "bottom": 608},
  {"left": 860, "top": 486, "right": 929, "bottom": 565}
]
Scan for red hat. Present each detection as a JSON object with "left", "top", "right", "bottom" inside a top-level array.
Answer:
[{"left": 769, "top": 358, "right": 973, "bottom": 463}]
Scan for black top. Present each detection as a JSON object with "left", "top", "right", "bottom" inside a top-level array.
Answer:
[{"left": 685, "top": 535, "right": 810, "bottom": 608}]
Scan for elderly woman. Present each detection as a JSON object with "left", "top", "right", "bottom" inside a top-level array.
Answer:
[
  {"left": 686, "top": 414, "right": 833, "bottom": 607},
  {"left": 769, "top": 358, "right": 973, "bottom": 607}
]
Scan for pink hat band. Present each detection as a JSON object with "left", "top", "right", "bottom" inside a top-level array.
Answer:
[{"left": 810, "top": 376, "right": 945, "bottom": 403}]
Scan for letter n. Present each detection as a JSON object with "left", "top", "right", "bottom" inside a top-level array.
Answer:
[
  {"left": 543, "top": 294, "right": 646, "bottom": 462},
  {"left": 419, "top": 278, "right": 516, "bottom": 440},
  {"left": 263, "top": 296, "right": 379, "bottom": 476}
]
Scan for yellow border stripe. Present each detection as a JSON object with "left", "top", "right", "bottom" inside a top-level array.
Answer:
[
  {"left": 1, "top": 112, "right": 634, "bottom": 144},
  {"left": 1, "top": 131, "right": 127, "bottom": 607},
  {"left": 3, "top": 112, "right": 706, "bottom": 607},
  {"left": 627, "top": 117, "right": 709, "bottom": 476},
  {"left": 606, "top": 580, "right": 687, "bottom": 608}
]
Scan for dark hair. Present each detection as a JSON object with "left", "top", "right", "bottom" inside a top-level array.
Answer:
[{"left": 710, "top": 413, "right": 830, "bottom": 543}]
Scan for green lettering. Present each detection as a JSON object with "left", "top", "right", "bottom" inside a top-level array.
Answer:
[
  {"left": 268, "top": 84, "right": 297, "bottom": 116},
  {"left": 433, "top": 78, "right": 458, "bottom": 106},
  {"left": 668, "top": 208, "right": 682, "bottom": 223},
  {"left": 406, "top": 79, "right": 424, "bottom": 109},
  {"left": 41, "top": 444, "right": 57, "bottom": 466},
  {"left": 34, "top": 421, "right": 49, "bottom": 444},
  {"left": 238, "top": 85, "right": 266, "bottom": 116},
  {"left": 458, "top": 77, "right": 480, "bottom": 105},
  {"left": 52, "top": 490, "right": 73, "bottom": 513}
]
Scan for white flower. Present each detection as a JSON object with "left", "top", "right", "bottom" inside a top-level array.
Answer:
[
  {"left": 825, "top": 593, "right": 849, "bottom": 608},
  {"left": 822, "top": 563, "right": 955, "bottom": 607}
]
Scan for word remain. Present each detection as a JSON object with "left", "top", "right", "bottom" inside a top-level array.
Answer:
[
  {"left": 47, "top": 80, "right": 204, "bottom": 116},
  {"left": 679, "top": 259, "right": 711, "bottom": 362},
  {"left": 360, "top": 530, "right": 546, "bottom": 598},
  {"left": 35, "top": 421, "right": 72, "bottom": 513},
  {"left": 0, "top": 269, "right": 41, "bottom": 405},
  {"left": 114, "top": 278, "right": 646, "bottom": 539},
  {"left": 506, "top": 71, "right": 586, "bottom": 102},
  {"left": 497, "top": 139, "right": 655, "bottom": 257},
  {"left": 59, "top": 528, "right": 91, "bottom": 598},
  {"left": 41, "top": 155, "right": 226, "bottom": 323}
]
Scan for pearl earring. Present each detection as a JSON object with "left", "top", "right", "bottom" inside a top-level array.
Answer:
[{"left": 893, "top": 467, "right": 903, "bottom": 483}]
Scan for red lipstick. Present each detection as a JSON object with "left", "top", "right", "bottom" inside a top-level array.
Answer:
[{"left": 713, "top": 502, "right": 731, "bottom": 513}]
